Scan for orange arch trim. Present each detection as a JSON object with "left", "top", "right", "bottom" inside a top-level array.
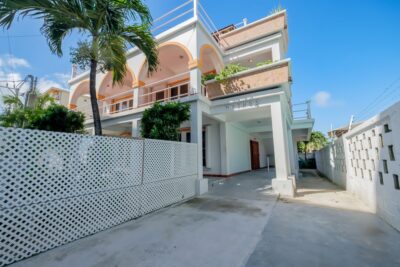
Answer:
[{"left": 199, "top": 43, "right": 224, "bottom": 71}]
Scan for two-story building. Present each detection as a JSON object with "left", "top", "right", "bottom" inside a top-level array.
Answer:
[{"left": 67, "top": 0, "right": 314, "bottom": 196}]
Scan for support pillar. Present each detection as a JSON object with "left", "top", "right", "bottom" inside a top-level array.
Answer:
[
  {"left": 189, "top": 68, "right": 202, "bottom": 95},
  {"left": 131, "top": 119, "right": 141, "bottom": 138},
  {"left": 191, "top": 102, "right": 208, "bottom": 195},
  {"left": 219, "top": 122, "right": 229, "bottom": 175},
  {"left": 271, "top": 101, "right": 295, "bottom": 197},
  {"left": 133, "top": 87, "right": 139, "bottom": 108}
]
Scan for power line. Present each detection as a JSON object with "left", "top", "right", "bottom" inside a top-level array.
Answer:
[{"left": 354, "top": 76, "right": 400, "bottom": 121}]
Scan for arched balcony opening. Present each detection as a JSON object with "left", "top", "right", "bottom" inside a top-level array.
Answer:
[
  {"left": 69, "top": 81, "right": 92, "bottom": 118},
  {"left": 98, "top": 69, "right": 135, "bottom": 115},
  {"left": 199, "top": 44, "right": 224, "bottom": 75},
  {"left": 138, "top": 42, "right": 193, "bottom": 106},
  {"left": 199, "top": 44, "right": 224, "bottom": 97}
]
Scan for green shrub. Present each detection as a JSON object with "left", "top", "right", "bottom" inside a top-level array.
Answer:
[
  {"left": 201, "top": 73, "right": 216, "bottom": 85},
  {"left": 29, "top": 105, "right": 85, "bottom": 133},
  {"left": 215, "top": 64, "right": 248, "bottom": 83},
  {"left": 140, "top": 102, "right": 190, "bottom": 141},
  {"left": 256, "top": 60, "right": 272, "bottom": 67}
]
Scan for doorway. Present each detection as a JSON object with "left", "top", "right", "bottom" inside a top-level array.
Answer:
[{"left": 250, "top": 140, "right": 260, "bottom": 170}]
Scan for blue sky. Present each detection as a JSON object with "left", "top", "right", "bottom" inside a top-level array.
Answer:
[{"left": 0, "top": 0, "right": 399, "bottom": 133}]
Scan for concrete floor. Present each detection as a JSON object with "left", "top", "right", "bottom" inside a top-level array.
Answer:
[{"left": 9, "top": 169, "right": 400, "bottom": 267}]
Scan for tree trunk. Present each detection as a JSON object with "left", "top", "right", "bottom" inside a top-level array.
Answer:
[{"left": 89, "top": 59, "right": 102, "bottom": 135}]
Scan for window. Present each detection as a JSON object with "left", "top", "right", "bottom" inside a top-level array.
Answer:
[
  {"left": 372, "top": 129, "right": 376, "bottom": 136},
  {"left": 361, "top": 169, "right": 364, "bottom": 179},
  {"left": 363, "top": 159, "right": 366, "bottom": 169},
  {"left": 383, "top": 160, "right": 388, "bottom": 174},
  {"left": 180, "top": 84, "right": 189, "bottom": 96},
  {"left": 379, "top": 172, "right": 384, "bottom": 185},
  {"left": 388, "top": 145, "right": 395, "bottom": 161},
  {"left": 375, "top": 148, "right": 380, "bottom": 159},
  {"left": 384, "top": 124, "right": 391, "bottom": 133},
  {"left": 156, "top": 91, "right": 164, "bottom": 101},
  {"left": 394, "top": 174, "right": 400, "bottom": 190},
  {"left": 368, "top": 137, "right": 372, "bottom": 149},
  {"left": 363, "top": 133, "right": 366, "bottom": 139},
  {"left": 371, "top": 159, "right": 375, "bottom": 171},
  {"left": 365, "top": 149, "right": 369, "bottom": 160},
  {"left": 369, "top": 170, "right": 372, "bottom": 181},
  {"left": 379, "top": 134, "right": 384, "bottom": 148},
  {"left": 170, "top": 86, "right": 179, "bottom": 99}
]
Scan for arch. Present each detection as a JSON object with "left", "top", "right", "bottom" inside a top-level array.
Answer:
[
  {"left": 199, "top": 43, "right": 224, "bottom": 73},
  {"left": 137, "top": 41, "right": 193, "bottom": 106},
  {"left": 69, "top": 80, "right": 90, "bottom": 107},
  {"left": 138, "top": 41, "right": 194, "bottom": 80},
  {"left": 98, "top": 65, "right": 136, "bottom": 98}
]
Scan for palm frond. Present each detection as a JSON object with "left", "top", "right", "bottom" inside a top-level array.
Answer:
[{"left": 121, "top": 24, "right": 158, "bottom": 72}]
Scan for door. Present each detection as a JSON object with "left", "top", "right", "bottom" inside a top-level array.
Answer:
[{"left": 250, "top": 140, "right": 260, "bottom": 170}]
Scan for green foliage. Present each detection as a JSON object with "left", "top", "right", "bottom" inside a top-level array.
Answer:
[
  {"left": 256, "top": 60, "right": 272, "bottom": 67},
  {"left": 297, "top": 131, "right": 328, "bottom": 153},
  {"left": 29, "top": 105, "right": 85, "bottom": 133},
  {"left": 215, "top": 64, "right": 248, "bottom": 83},
  {"left": 201, "top": 73, "right": 216, "bottom": 85},
  {"left": 0, "top": 93, "right": 85, "bottom": 133},
  {"left": 269, "top": 5, "right": 284, "bottom": 15},
  {"left": 0, "top": 0, "right": 159, "bottom": 135},
  {"left": 140, "top": 102, "right": 190, "bottom": 141}
]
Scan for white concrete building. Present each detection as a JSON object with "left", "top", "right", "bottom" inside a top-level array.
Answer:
[{"left": 67, "top": 1, "right": 314, "bottom": 196}]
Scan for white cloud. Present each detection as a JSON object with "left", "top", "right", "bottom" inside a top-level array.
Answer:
[
  {"left": 313, "top": 91, "right": 332, "bottom": 107},
  {"left": 0, "top": 54, "right": 30, "bottom": 68},
  {"left": 37, "top": 77, "right": 63, "bottom": 92}
]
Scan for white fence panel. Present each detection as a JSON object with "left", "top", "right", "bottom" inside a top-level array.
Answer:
[
  {"left": 315, "top": 101, "right": 400, "bottom": 232},
  {"left": 0, "top": 127, "right": 198, "bottom": 266}
]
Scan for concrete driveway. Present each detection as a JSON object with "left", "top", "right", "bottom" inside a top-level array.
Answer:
[{"left": 9, "top": 169, "right": 400, "bottom": 267}]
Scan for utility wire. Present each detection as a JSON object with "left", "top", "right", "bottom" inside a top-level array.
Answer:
[{"left": 354, "top": 76, "right": 400, "bottom": 121}]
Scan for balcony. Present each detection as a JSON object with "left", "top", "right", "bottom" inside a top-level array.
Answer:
[
  {"left": 217, "top": 11, "right": 287, "bottom": 50},
  {"left": 204, "top": 60, "right": 290, "bottom": 99},
  {"left": 74, "top": 82, "right": 193, "bottom": 121}
]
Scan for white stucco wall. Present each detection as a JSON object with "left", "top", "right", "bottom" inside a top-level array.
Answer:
[
  {"left": 315, "top": 101, "right": 400, "bottom": 231},
  {"left": 225, "top": 123, "right": 251, "bottom": 174}
]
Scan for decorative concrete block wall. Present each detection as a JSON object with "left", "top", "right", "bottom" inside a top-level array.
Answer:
[
  {"left": 316, "top": 101, "right": 400, "bottom": 231},
  {"left": 0, "top": 127, "right": 198, "bottom": 266}
]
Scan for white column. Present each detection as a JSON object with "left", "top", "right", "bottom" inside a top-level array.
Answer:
[
  {"left": 133, "top": 87, "right": 139, "bottom": 108},
  {"left": 191, "top": 101, "right": 208, "bottom": 195},
  {"left": 271, "top": 101, "right": 295, "bottom": 196},
  {"left": 190, "top": 68, "right": 202, "bottom": 95},
  {"left": 287, "top": 127, "right": 296, "bottom": 175},
  {"left": 219, "top": 122, "right": 229, "bottom": 175},
  {"left": 131, "top": 119, "right": 141, "bottom": 138}
]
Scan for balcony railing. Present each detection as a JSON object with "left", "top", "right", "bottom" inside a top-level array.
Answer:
[
  {"left": 292, "top": 101, "right": 312, "bottom": 120},
  {"left": 217, "top": 11, "right": 287, "bottom": 50},
  {"left": 204, "top": 60, "right": 290, "bottom": 99},
  {"left": 73, "top": 80, "right": 194, "bottom": 121}
]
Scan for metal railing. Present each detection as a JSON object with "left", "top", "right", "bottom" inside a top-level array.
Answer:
[{"left": 292, "top": 101, "right": 312, "bottom": 120}]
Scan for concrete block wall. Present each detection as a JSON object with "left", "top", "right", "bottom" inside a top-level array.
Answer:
[{"left": 316, "top": 101, "right": 400, "bottom": 231}]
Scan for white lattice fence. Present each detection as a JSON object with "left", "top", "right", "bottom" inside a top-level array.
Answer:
[{"left": 0, "top": 127, "right": 198, "bottom": 266}]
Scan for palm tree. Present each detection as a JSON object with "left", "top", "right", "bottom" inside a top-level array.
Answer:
[{"left": 0, "top": 0, "right": 158, "bottom": 135}]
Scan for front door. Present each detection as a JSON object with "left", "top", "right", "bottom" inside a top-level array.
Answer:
[{"left": 250, "top": 140, "right": 260, "bottom": 170}]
